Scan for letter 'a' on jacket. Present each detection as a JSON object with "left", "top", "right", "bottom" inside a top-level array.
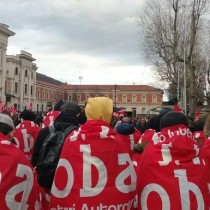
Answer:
[{"left": 85, "top": 97, "right": 113, "bottom": 125}]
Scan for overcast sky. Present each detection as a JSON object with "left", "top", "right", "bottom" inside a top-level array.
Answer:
[{"left": 0, "top": 0, "right": 163, "bottom": 87}]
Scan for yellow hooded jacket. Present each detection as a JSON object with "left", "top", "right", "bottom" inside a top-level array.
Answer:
[{"left": 85, "top": 97, "right": 113, "bottom": 125}]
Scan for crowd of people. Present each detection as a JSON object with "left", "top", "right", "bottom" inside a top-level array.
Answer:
[{"left": 0, "top": 97, "right": 210, "bottom": 209}]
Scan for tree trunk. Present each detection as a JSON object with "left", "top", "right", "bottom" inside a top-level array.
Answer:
[{"left": 188, "top": 63, "right": 197, "bottom": 115}]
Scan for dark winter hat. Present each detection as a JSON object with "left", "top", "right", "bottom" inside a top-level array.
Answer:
[
  {"left": 160, "top": 111, "right": 188, "bottom": 130},
  {"left": 159, "top": 108, "right": 172, "bottom": 117},
  {"left": 20, "top": 110, "right": 36, "bottom": 121},
  {"left": 54, "top": 100, "right": 64, "bottom": 111},
  {"left": 0, "top": 114, "right": 15, "bottom": 129},
  {"left": 60, "top": 101, "right": 81, "bottom": 114}
]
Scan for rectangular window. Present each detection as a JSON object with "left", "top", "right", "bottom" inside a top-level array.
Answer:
[
  {"left": 15, "top": 82, "right": 18, "bottom": 93},
  {"left": 86, "top": 95, "right": 90, "bottom": 100},
  {"left": 152, "top": 95, "right": 157, "bottom": 103},
  {"left": 142, "top": 95, "right": 146, "bottom": 103},
  {"left": 31, "top": 85, "right": 33, "bottom": 96},
  {"left": 77, "top": 95, "right": 81, "bottom": 102},
  {"left": 24, "top": 84, "right": 28, "bottom": 94},
  {"left": 132, "top": 95, "right": 136, "bottom": 103},
  {"left": 15, "top": 67, "right": 18, "bottom": 75},
  {"left": 123, "top": 95, "right": 127, "bottom": 103}
]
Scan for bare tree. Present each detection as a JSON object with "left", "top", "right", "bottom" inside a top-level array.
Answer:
[{"left": 139, "top": 0, "right": 209, "bottom": 115}]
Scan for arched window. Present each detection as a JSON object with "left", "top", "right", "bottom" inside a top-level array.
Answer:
[{"left": 25, "top": 70, "right": 28, "bottom": 77}]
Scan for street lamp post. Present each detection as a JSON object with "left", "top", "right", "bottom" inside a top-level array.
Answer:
[
  {"left": 114, "top": 84, "right": 117, "bottom": 109},
  {"left": 111, "top": 84, "right": 120, "bottom": 110}
]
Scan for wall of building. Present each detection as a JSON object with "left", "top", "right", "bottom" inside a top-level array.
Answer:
[
  {"left": 6, "top": 51, "right": 37, "bottom": 110},
  {"left": 0, "top": 23, "right": 15, "bottom": 103}
]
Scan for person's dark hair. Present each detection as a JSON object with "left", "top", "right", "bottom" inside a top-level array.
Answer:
[
  {"left": 0, "top": 123, "right": 13, "bottom": 135},
  {"left": 78, "top": 108, "right": 87, "bottom": 125},
  {"left": 147, "top": 115, "right": 161, "bottom": 132},
  {"left": 54, "top": 100, "right": 64, "bottom": 111},
  {"left": 194, "top": 113, "right": 209, "bottom": 131},
  {"left": 186, "top": 115, "right": 195, "bottom": 132},
  {"left": 34, "top": 115, "right": 43, "bottom": 126},
  {"left": 20, "top": 110, "right": 36, "bottom": 121}
]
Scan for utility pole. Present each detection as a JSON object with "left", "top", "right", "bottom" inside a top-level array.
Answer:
[{"left": 114, "top": 84, "right": 117, "bottom": 109}]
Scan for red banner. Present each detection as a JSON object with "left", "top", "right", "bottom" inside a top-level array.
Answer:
[
  {"left": 50, "top": 120, "right": 138, "bottom": 209},
  {"left": 135, "top": 124, "right": 210, "bottom": 210},
  {"left": 28, "top": 102, "right": 33, "bottom": 110}
]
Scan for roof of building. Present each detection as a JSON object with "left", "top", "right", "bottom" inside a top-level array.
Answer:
[
  {"left": 0, "top": 23, "right": 15, "bottom": 36},
  {"left": 62, "top": 84, "right": 162, "bottom": 92},
  {"left": 36, "top": 72, "right": 162, "bottom": 92},
  {"left": 36, "top": 72, "right": 63, "bottom": 86}
]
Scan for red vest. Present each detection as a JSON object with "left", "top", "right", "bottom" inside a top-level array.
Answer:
[
  {"left": 43, "top": 111, "right": 60, "bottom": 128},
  {"left": 13, "top": 120, "right": 40, "bottom": 161},
  {"left": 50, "top": 120, "right": 138, "bottom": 209},
  {"left": 0, "top": 133, "right": 42, "bottom": 209},
  {"left": 136, "top": 125, "right": 210, "bottom": 210}
]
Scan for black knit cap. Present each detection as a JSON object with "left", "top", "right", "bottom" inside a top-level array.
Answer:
[
  {"left": 160, "top": 111, "right": 188, "bottom": 130},
  {"left": 20, "top": 110, "right": 36, "bottom": 121},
  {"left": 60, "top": 101, "right": 81, "bottom": 114}
]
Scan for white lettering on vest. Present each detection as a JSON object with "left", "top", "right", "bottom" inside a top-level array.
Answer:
[
  {"left": 158, "top": 143, "right": 172, "bottom": 166},
  {"left": 51, "top": 159, "right": 74, "bottom": 198},
  {"left": 141, "top": 183, "right": 170, "bottom": 210},
  {"left": 5, "top": 164, "right": 33, "bottom": 210},
  {"left": 21, "top": 129, "right": 34, "bottom": 152},
  {"left": 129, "top": 134, "right": 135, "bottom": 150},
  {"left": 80, "top": 144, "right": 107, "bottom": 197},
  {"left": 116, "top": 153, "right": 137, "bottom": 193},
  {"left": 174, "top": 169, "right": 204, "bottom": 210}
]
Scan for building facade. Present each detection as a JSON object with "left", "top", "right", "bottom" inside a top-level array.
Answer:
[
  {"left": 0, "top": 23, "right": 163, "bottom": 116},
  {"left": 61, "top": 84, "right": 163, "bottom": 117},
  {"left": 0, "top": 23, "right": 15, "bottom": 103},
  {"left": 36, "top": 73, "right": 64, "bottom": 112},
  {"left": 6, "top": 51, "right": 37, "bottom": 110}
]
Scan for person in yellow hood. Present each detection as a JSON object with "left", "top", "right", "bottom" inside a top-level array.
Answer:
[
  {"left": 85, "top": 97, "right": 113, "bottom": 124},
  {"left": 50, "top": 97, "right": 138, "bottom": 209}
]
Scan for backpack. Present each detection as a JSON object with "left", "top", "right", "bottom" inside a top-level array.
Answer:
[{"left": 36, "top": 124, "right": 78, "bottom": 190}]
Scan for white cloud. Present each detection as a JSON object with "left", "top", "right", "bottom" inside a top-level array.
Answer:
[{"left": 2, "top": 0, "right": 160, "bottom": 87}]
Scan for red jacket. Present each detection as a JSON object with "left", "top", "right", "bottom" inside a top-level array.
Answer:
[
  {"left": 50, "top": 120, "right": 138, "bottom": 209},
  {"left": 13, "top": 120, "right": 40, "bottom": 161},
  {"left": 0, "top": 132, "right": 42, "bottom": 209},
  {"left": 136, "top": 124, "right": 210, "bottom": 210},
  {"left": 43, "top": 111, "right": 60, "bottom": 127}
]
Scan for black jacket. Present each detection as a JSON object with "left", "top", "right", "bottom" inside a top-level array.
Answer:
[{"left": 31, "top": 111, "right": 80, "bottom": 167}]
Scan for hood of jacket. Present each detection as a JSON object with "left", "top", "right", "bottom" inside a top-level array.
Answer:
[
  {"left": 115, "top": 123, "right": 135, "bottom": 135},
  {"left": 85, "top": 97, "right": 113, "bottom": 125}
]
